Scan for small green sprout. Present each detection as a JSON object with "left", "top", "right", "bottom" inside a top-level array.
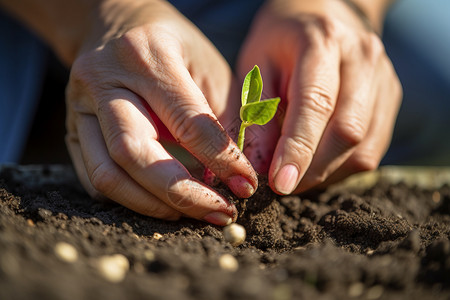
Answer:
[{"left": 237, "top": 65, "right": 280, "bottom": 151}]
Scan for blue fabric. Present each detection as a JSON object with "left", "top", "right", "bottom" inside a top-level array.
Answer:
[
  {"left": 0, "top": 10, "right": 46, "bottom": 163},
  {"left": 168, "top": 0, "right": 264, "bottom": 67},
  {"left": 381, "top": 0, "right": 450, "bottom": 165},
  {"left": 1, "top": 0, "right": 449, "bottom": 165}
]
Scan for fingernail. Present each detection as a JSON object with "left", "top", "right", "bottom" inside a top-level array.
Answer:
[
  {"left": 274, "top": 164, "right": 299, "bottom": 194},
  {"left": 227, "top": 175, "right": 255, "bottom": 198},
  {"left": 203, "top": 212, "right": 233, "bottom": 226}
]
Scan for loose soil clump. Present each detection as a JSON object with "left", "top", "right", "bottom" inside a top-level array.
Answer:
[{"left": 0, "top": 165, "right": 449, "bottom": 300}]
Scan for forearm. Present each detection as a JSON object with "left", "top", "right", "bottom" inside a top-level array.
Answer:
[
  {"left": 0, "top": 0, "right": 170, "bottom": 66},
  {"left": 0, "top": 0, "right": 99, "bottom": 65},
  {"left": 347, "top": 0, "right": 396, "bottom": 33},
  {"left": 261, "top": 0, "right": 396, "bottom": 34}
]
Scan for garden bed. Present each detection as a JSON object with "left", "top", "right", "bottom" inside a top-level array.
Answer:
[{"left": 0, "top": 165, "right": 449, "bottom": 299}]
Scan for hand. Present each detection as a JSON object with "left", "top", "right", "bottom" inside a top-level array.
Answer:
[
  {"left": 237, "top": 0, "right": 402, "bottom": 194},
  {"left": 65, "top": 0, "right": 257, "bottom": 226}
]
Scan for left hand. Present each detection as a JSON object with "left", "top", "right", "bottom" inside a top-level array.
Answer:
[{"left": 237, "top": 0, "right": 402, "bottom": 194}]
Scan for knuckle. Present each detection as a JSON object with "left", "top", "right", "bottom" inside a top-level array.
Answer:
[
  {"left": 114, "top": 27, "right": 180, "bottom": 81},
  {"left": 309, "top": 172, "right": 329, "bottom": 187},
  {"left": 332, "top": 117, "right": 366, "bottom": 148},
  {"left": 170, "top": 106, "right": 200, "bottom": 145},
  {"left": 108, "top": 131, "right": 143, "bottom": 167},
  {"left": 362, "top": 32, "right": 384, "bottom": 64},
  {"left": 284, "top": 134, "right": 315, "bottom": 162},
  {"left": 391, "top": 68, "right": 403, "bottom": 102},
  {"left": 299, "top": 85, "right": 335, "bottom": 117},
  {"left": 171, "top": 109, "right": 228, "bottom": 154},
  {"left": 89, "top": 162, "right": 119, "bottom": 196},
  {"left": 302, "top": 16, "right": 339, "bottom": 46},
  {"left": 114, "top": 30, "right": 152, "bottom": 75},
  {"left": 349, "top": 151, "right": 379, "bottom": 173},
  {"left": 166, "top": 177, "right": 200, "bottom": 210}
]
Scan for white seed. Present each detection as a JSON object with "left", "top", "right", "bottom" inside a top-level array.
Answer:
[
  {"left": 54, "top": 242, "right": 78, "bottom": 263},
  {"left": 348, "top": 282, "right": 365, "bottom": 298},
  {"left": 97, "top": 254, "right": 129, "bottom": 283},
  {"left": 223, "top": 223, "right": 246, "bottom": 246},
  {"left": 367, "top": 285, "right": 384, "bottom": 300},
  {"left": 153, "top": 232, "right": 163, "bottom": 240},
  {"left": 218, "top": 254, "right": 239, "bottom": 272},
  {"left": 144, "top": 250, "right": 155, "bottom": 262},
  {"left": 432, "top": 191, "right": 441, "bottom": 203}
]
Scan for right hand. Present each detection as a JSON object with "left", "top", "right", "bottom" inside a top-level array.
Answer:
[{"left": 65, "top": 0, "right": 257, "bottom": 226}]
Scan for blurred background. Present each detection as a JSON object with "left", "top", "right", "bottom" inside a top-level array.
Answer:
[{"left": 1, "top": 0, "right": 449, "bottom": 166}]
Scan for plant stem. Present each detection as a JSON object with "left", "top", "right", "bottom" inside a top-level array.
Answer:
[{"left": 237, "top": 122, "right": 248, "bottom": 152}]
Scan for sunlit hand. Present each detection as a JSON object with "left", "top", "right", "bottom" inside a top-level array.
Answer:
[
  {"left": 237, "top": 0, "right": 402, "bottom": 194},
  {"left": 66, "top": 0, "right": 257, "bottom": 226}
]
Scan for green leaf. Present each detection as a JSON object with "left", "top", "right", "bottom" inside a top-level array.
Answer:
[
  {"left": 240, "top": 97, "right": 280, "bottom": 125},
  {"left": 241, "top": 65, "right": 263, "bottom": 106}
]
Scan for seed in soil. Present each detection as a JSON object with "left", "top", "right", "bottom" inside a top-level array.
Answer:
[
  {"left": 223, "top": 223, "right": 246, "bottom": 246},
  {"left": 153, "top": 232, "right": 163, "bottom": 240},
  {"left": 54, "top": 242, "right": 78, "bottom": 263},
  {"left": 218, "top": 254, "right": 239, "bottom": 272},
  {"left": 97, "top": 254, "right": 130, "bottom": 283}
]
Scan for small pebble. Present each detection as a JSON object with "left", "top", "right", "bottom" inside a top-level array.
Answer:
[
  {"left": 223, "top": 223, "right": 246, "bottom": 247},
  {"left": 348, "top": 282, "right": 365, "bottom": 298},
  {"left": 144, "top": 250, "right": 155, "bottom": 262},
  {"left": 400, "top": 229, "right": 421, "bottom": 252},
  {"left": 218, "top": 254, "right": 239, "bottom": 272},
  {"left": 272, "top": 283, "right": 292, "bottom": 300},
  {"left": 26, "top": 219, "right": 35, "bottom": 227},
  {"left": 367, "top": 285, "right": 384, "bottom": 300},
  {"left": 0, "top": 252, "right": 20, "bottom": 276},
  {"left": 38, "top": 208, "right": 52, "bottom": 219},
  {"left": 366, "top": 249, "right": 375, "bottom": 256},
  {"left": 153, "top": 232, "right": 163, "bottom": 240},
  {"left": 54, "top": 242, "right": 78, "bottom": 263},
  {"left": 432, "top": 191, "right": 441, "bottom": 203},
  {"left": 133, "top": 262, "right": 145, "bottom": 274},
  {"left": 97, "top": 254, "right": 129, "bottom": 283}
]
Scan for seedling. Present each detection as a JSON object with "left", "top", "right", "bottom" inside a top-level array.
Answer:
[{"left": 238, "top": 65, "right": 280, "bottom": 151}]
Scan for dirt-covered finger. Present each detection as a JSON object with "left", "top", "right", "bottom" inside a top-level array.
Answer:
[
  {"left": 95, "top": 91, "right": 237, "bottom": 225},
  {"left": 131, "top": 61, "right": 257, "bottom": 198},
  {"left": 74, "top": 113, "right": 182, "bottom": 220}
]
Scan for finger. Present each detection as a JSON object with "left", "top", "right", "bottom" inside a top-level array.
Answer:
[
  {"left": 121, "top": 53, "right": 258, "bottom": 198},
  {"left": 95, "top": 89, "right": 238, "bottom": 225},
  {"left": 269, "top": 40, "right": 341, "bottom": 195},
  {"left": 295, "top": 38, "right": 381, "bottom": 192},
  {"left": 67, "top": 112, "right": 182, "bottom": 221},
  {"left": 315, "top": 59, "right": 402, "bottom": 187}
]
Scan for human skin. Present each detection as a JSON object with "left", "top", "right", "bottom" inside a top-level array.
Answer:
[
  {"left": 0, "top": 0, "right": 258, "bottom": 226},
  {"left": 0, "top": 0, "right": 401, "bottom": 223},
  {"left": 236, "top": 0, "right": 402, "bottom": 194}
]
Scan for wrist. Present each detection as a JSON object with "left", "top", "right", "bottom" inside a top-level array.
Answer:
[{"left": 343, "top": 0, "right": 395, "bottom": 33}]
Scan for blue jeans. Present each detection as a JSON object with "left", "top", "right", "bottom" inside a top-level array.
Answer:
[
  {"left": 0, "top": 10, "right": 46, "bottom": 162},
  {"left": 1, "top": 0, "right": 449, "bottom": 165}
]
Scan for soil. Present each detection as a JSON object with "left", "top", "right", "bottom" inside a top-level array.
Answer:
[{"left": 0, "top": 165, "right": 449, "bottom": 300}]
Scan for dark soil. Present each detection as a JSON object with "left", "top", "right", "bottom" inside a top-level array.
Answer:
[{"left": 0, "top": 165, "right": 449, "bottom": 300}]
